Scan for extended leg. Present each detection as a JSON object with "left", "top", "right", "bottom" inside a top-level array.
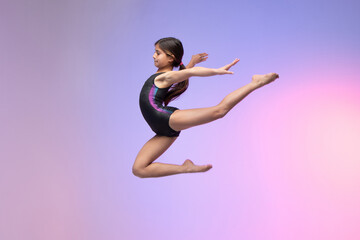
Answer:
[
  {"left": 133, "top": 135, "right": 212, "bottom": 178},
  {"left": 169, "top": 73, "right": 279, "bottom": 131}
]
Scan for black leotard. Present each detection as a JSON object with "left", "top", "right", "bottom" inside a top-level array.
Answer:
[{"left": 139, "top": 72, "right": 181, "bottom": 137}]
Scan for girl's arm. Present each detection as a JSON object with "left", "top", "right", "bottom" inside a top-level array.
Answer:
[{"left": 158, "top": 58, "right": 239, "bottom": 86}]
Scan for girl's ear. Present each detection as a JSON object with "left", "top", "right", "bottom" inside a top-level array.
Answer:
[{"left": 167, "top": 56, "right": 175, "bottom": 65}]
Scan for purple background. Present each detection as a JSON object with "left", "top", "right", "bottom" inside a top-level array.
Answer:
[{"left": 1, "top": 0, "right": 360, "bottom": 239}]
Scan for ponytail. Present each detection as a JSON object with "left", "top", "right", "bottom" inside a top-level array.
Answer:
[{"left": 163, "top": 62, "right": 189, "bottom": 106}]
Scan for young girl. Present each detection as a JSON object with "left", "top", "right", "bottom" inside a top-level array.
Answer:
[{"left": 133, "top": 37, "right": 279, "bottom": 178}]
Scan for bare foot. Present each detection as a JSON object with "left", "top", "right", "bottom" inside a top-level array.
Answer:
[
  {"left": 251, "top": 73, "right": 279, "bottom": 88},
  {"left": 182, "top": 159, "right": 212, "bottom": 173}
]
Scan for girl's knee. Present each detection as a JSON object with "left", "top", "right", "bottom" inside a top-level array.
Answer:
[
  {"left": 214, "top": 105, "right": 229, "bottom": 119},
  {"left": 132, "top": 165, "right": 148, "bottom": 178}
]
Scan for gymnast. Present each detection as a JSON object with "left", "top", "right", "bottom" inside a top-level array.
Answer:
[{"left": 133, "top": 37, "right": 279, "bottom": 178}]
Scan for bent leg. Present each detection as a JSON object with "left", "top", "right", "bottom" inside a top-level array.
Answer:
[
  {"left": 133, "top": 135, "right": 212, "bottom": 178},
  {"left": 169, "top": 73, "right": 279, "bottom": 131}
]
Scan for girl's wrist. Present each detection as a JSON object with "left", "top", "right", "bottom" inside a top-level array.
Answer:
[{"left": 187, "top": 60, "right": 195, "bottom": 68}]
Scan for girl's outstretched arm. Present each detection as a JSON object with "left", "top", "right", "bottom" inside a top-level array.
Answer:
[{"left": 158, "top": 58, "right": 239, "bottom": 86}]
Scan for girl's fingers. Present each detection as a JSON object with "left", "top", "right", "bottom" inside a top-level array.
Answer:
[
  {"left": 227, "top": 58, "right": 239, "bottom": 68},
  {"left": 219, "top": 69, "right": 234, "bottom": 75},
  {"left": 232, "top": 58, "right": 240, "bottom": 64},
  {"left": 200, "top": 54, "right": 208, "bottom": 59},
  {"left": 220, "top": 58, "right": 239, "bottom": 71}
]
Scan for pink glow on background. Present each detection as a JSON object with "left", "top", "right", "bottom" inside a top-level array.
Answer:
[
  {"left": 233, "top": 80, "right": 360, "bottom": 239},
  {"left": 1, "top": 0, "right": 360, "bottom": 240}
]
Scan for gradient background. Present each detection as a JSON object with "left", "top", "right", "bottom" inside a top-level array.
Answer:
[{"left": 1, "top": 0, "right": 360, "bottom": 239}]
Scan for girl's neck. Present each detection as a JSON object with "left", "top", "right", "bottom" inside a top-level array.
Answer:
[{"left": 157, "top": 66, "right": 173, "bottom": 73}]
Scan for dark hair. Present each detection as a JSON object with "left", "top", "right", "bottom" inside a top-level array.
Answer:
[{"left": 155, "top": 37, "right": 189, "bottom": 106}]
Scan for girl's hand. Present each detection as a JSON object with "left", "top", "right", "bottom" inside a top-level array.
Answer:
[
  {"left": 188, "top": 53, "right": 208, "bottom": 67},
  {"left": 217, "top": 58, "right": 240, "bottom": 75}
]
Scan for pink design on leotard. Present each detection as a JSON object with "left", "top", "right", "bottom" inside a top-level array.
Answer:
[{"left": 149, "top": 84, "right": 172, "bottom": 114}]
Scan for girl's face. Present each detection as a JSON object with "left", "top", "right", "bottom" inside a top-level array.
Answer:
[{"left": 153, "top": 44, "right": 174, "bottom": 69}]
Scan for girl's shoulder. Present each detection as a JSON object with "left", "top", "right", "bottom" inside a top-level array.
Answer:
[
  {"left": 153, "top": 72, "right": 171, "bottom": 89},
  {"left": 153, "top": 71, "right": 166, "bottom": 75},
  {"left": 147, "top": 72, "right": 165, "bottom": 80}
]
